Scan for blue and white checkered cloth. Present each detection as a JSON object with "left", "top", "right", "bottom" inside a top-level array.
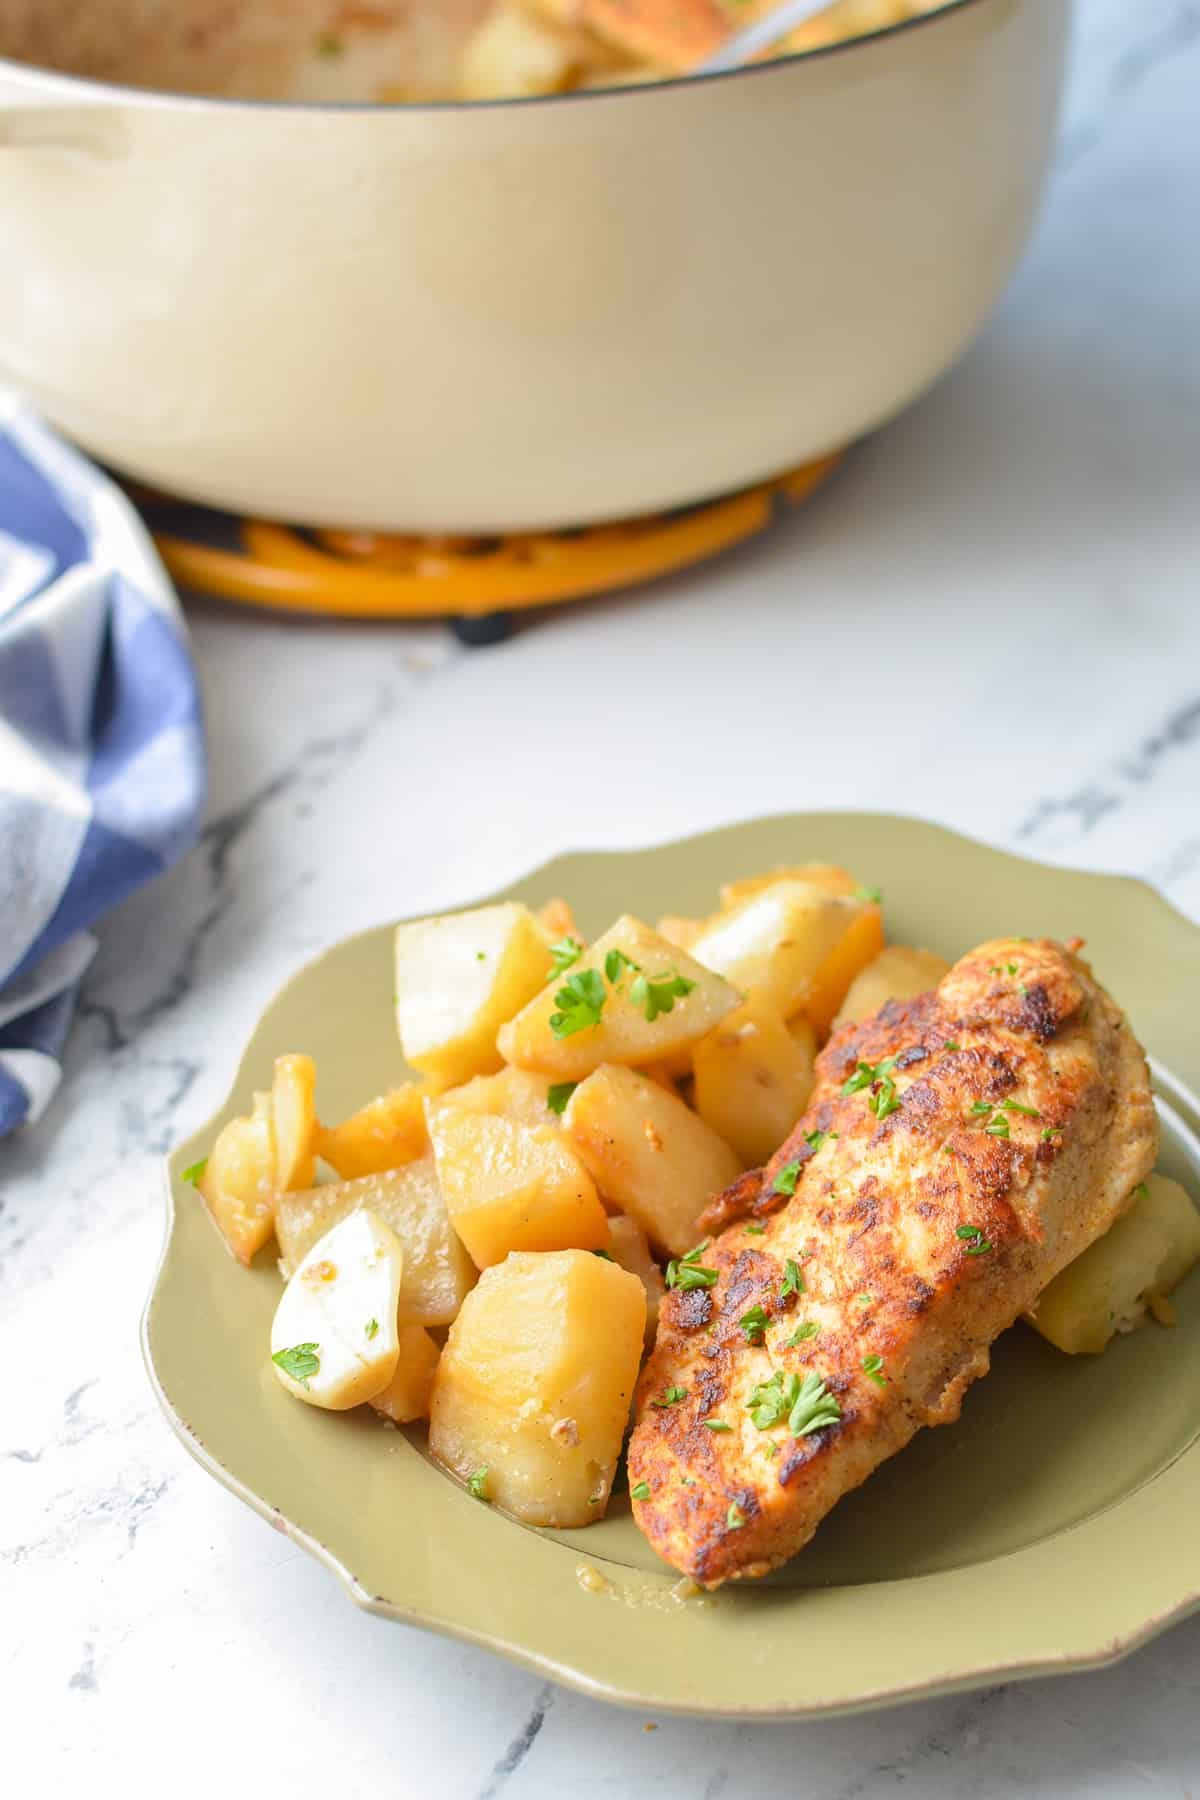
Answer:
[{"left": 0, "top": 394, "right": 207, "bottom": 1136}]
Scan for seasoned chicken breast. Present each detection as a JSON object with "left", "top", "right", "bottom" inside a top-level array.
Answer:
[{"left": 628, "top": 938, "right": 1157, "bottom": 1586}]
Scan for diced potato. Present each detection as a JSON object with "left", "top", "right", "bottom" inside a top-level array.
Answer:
[
  {"left": 317, "top": 1081, "right": 433, "bottom": 1179},
  {"left": 1028, "top": 1174, "right": 1200, "bottom": 1355},
  {"left": 272, "top": 1054, "right": 317, "bottom": 1190},
  {"left": 439, "top": 1065, "right": 562, "bottom": 1132},
  {"left": 831, "top": 945, "right": 952, "bottom": 1031},
  {"left": 606, "top": 1213, "right": 666, "bottom": 1341},
  {"left": 276, "top": 1154, "right": 476, "bottom": 1327},
  {"left": 563, "top": 1063, "right": 742, "bottom": 1256},
  {"left": 394, "top": 902, "right": 553, "bottom": 1089},
  {"left": 198, "top": 1090, "right": 278, "bottom": 1266},
  {"left": 656, "top": 913, "right": 707, "bottom": 952},
  {"left": 538, "top": 897, "right": 580, "bottom": 941},
  {"left": 428, "top": 1104, "right": 609, "bottom": 1269},
  {"left": 270, "top": 1209, "right": 403, "bottom": 1410},
  {"left": 498, "top": 915, "right": 738, "bottom": 1081},
  {"left": 371, "top": 1324, "right": 441, "bottom": 1423},
  {"left": 690, "top": 881, "right": 883, "bottom": 1038},
  {"left": 429, "top": 1249, "right": 646, "bottom": 1525},
  {"left": 458, "top": 3, "right": 582, "bottom": 100},
  {"left": 718, "top": 862, "right": 859, "bottom": 909},
  {"left": 692, "top": 992, "right": 816, "bottom": 1166}
]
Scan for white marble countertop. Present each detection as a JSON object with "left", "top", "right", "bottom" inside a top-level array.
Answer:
[{"left": 5, "top": 1, "right": 1200, "bottom": 1793}]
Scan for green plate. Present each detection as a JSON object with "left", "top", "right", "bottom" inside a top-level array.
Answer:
[{"left": 144, "top": 814, "right": 1200, "bottom": 1718}]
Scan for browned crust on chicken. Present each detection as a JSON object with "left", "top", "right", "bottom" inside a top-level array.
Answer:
[{"left": 628, "top": 938, "right": 1158, "bottom": 1586}]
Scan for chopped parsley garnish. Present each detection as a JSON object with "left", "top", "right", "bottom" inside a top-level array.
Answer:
[
  {"left": 842, "top": 1061, "right": 877, "bottom": 1097},
  {"left": 739, "top": 1305, "right": 770, "bottom": 1343},
  {"left": 546, "top": 1080, "right": 578, "bottom": 1116},
  {"left": 943, "top": 1041, "right": 960, "bottom": 1052},
  {"left": 788, "top": 1371, "right": 842, "bottom": 1436},
  {"left": 475, "top": 951, "right": 487, "bottom": 962},
  {"left": 984, "top": 1115, "right": 1011, "bottom": 1139},
  {"left": 784, "top": 1320, "right": 819, "bottom": 1345},
  {"left": 631, "top": 1481, "right": 651, "bottom": 1501},
  {"left": 956, "top": 1224, "right": 993, "bottom": 1255},
  {"left": 869, "top": 1076, "right": 900, "bottom": 1121},
  {"left": 592, "top": 1248, "right": 614, "bottom": 1260},
  {"left": 1041, "top": 1125, "right": 1062, "bottom": 1140},
  {"left": 744, "top": 1222, "right": 766, "bottom": 1235},
  {"left": 651, "top": 1386, "right": 687, "bottom": 1408},
  {"left": 1006, "top": 962, "right": 1018, "bottom": 975},
  {"left": 726, "top": 1501, "right": 746, "bottom": 1530},
  {"left": 997, "top": 1098, "right": 1041, "bottom": 1118},
  {"left": 844, "top": 1055, "right": 899, "bottom": 1120},
  {"left": 680, "top": 1475, "right": 697, "bottom": 1486},
  {"left": 604, "top": 947, "right": 639, "bottom": 984},
  {"left": 271, "top": 1343, "right": 320, "bottom": 1387},
  {"left": 762, "top": 1440, "right": 780, "bottom": 1458},
  {"left": 548, "top": 936, "right": 584, "bottom": 976},
  {"left": 467, "top": 1468, "right": 490, "bottom": 1501},
  {"left": 771, "top": 1158, "right": 803, "bottom": 1196},
  {"left": 862, "top": 1354, "right": 887, "bottom": 1387},
  {"left": 1132, "top": 1181, "right": 1150, "bottom": 1203},
  {"left": 549, "top": 968, "right": 607, "bottom": 1037},
  {"left": 365, "top": 1318, "right": 379, "bottom": 1339},
  {"left": 803, "top": 1129, "right": 828, "bottom": 1153},
  {"left": 781, "top": 1258, "right": 805, "bottom": 1299},
  {"left": 855, "top": 1292, "right": 874, "bottom": 1306},
  {"left": 989, "top": 965, "right": 1003, "bottom": 976},
  {"left": 854, "top": 884, "right": 883, "bottom": 904},
  {"left": 181, "top": 1158, "right": 208, "bottom": 1186},
  {"left": 629, "top": 970, "right": 696, "bottom": 1022},
  {"left": 970, "top": 1100, "right": 993, "bottom": 1114},
  {"left": 746, "top": 1370, "right": 797, "bottom": 1429},
  {"left": 703, "top": 1419, "right": 732, "bottom": 1433},
  {"left": 665, "top": 1241, "right": 719, "bottom": 1291}
]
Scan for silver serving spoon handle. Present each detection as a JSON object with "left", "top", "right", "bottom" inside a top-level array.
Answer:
[{"left": 695, "top": 0, "right": 839, "bottom": 74}]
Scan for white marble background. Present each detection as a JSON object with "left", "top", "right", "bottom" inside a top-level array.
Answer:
[{"left": 4, "top": 1, "right": 1200, "bottom": 1793}]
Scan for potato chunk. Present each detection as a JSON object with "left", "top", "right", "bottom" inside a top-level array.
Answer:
[
  {"left": 690, "top": 881, "right": 883, "bottom": 1037},
  {"left": 606, "top": 1213, "right": 666, "bottom": 1341},
  {"left": 272, "top": 1054, "right": 317, "bottom": 1191},
  {"left": 832, "top": 945, "right": 951, "bottom": 1031},
  {"left": 718, "top": 862, "right": 859, "bottom": 909},
  {"left": 371, "top": 1324, "right": 441, "bottom": 1423},
  {"left": 692, "top": 992, "right": 817, "bottom": 1166},
  {"left": 276, "top": 1154, "right": 476, "bottom": 1327},
  {"left": 428, "top": 1104, "right": 609, "bottom": 1269},
  {"left": 1028, "top": 1174, "right": 1200, "bottom": 1355},
  {"left": 317, "top": 1081, "right": 432, "bottom": 1179},
  {"left": 563, "top": 1064, "right": 742, "bottom": 1256},
  {"left": 270, "top": 1209, "right": 403, "bottom": 1410},
  {"left": 429, "top": 1250, "right": 646, "bottom": 1525},
  {"left": 439, "top": 1065, "right": 563, "bottom": 1132},
  {"left": 394, "top": 902, "right": 553, "bottom": 1088},
  {"left": 498, "top": 915, "right": 738, "bottom": 1081},
  {"left": 198, "top": 1090, "right": 278, "bottom": 1266}
]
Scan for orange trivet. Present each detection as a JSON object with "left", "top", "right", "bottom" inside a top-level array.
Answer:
[{"left": 139, "top": 451, "right": 844, "bottom": 641}]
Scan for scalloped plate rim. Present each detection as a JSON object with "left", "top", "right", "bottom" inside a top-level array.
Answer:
[{"left": 142, "top": 810, "right": 1200, "bottom": 1719}]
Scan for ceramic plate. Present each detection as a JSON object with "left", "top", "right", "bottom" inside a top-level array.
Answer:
[{"left": 144, "top": 814, "right": 1200, "bottom": 1718}]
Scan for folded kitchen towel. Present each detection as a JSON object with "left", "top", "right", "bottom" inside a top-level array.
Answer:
[{"left": 0, "top": 394, "right": 207, "bottom": 1135}]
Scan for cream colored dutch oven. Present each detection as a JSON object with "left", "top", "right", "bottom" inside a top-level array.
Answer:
[{"left": 0, "top": 1, "right": 1069, "bottom": 533}]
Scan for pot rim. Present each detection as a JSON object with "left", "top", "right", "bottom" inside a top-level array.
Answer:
[{"left": 0, "top": 0, "right": 986, "bottom": 116}]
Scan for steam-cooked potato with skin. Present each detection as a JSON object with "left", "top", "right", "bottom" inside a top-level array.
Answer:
[
  {"left": 276, "top": 1154, "right": 476, "bottom": 1327},
  {"left": 371, "top": 1324, "right": 441, "bottom": 1423},
  {"left": 692, "top": 992, "right": 817, "bottom": 1166},
  {"left": 317, "top": 1079, "right": 434, "bottom": 1180},
  {"left": 428, "top": 1104, "right": 609, "bottom": 1268},
  {"left": 1028, "top": 1174, "right": 1200, "bottom": 1354},
  {"left": 429, "top": 1250, "right": 646, "bottom": 1525},
  {"left": 498, "top": 915, "right": 738, "bottom": 1082},
  {"left": 270, "top": 1209, "right": 404, "bottom": 1410},
  {"left": 458, "top": 3, "right": 584, "bottom": 99},
  {"left": 563, "top": 1063, "right": 742, "bottom": 1256},
  {"left": 394, "top": 902, "right": 554, "bottom": 1089},
  {"left": 832, "top": 945, "right": 952, "bottom": 1031},
  {"left": 198, "top": 1090, "right": 278, "bottom": 1266},
  {"left": 689, "top": 881, "right": 883, "bottom": 1038},
  {"left": 606, "top": 1213, "right": 667, "bottom": 1341},
  {"left": 439, "top": 1065, "right": 563, "bottom": 1132}
]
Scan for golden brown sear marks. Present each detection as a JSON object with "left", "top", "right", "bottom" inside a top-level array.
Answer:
[{"left": 629, "top": 938, "right": 1157, "bottom": 1586}]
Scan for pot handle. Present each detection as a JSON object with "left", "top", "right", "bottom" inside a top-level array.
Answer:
[{"left": 0, "top": 105, "right": 121, "bottom": 157}]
